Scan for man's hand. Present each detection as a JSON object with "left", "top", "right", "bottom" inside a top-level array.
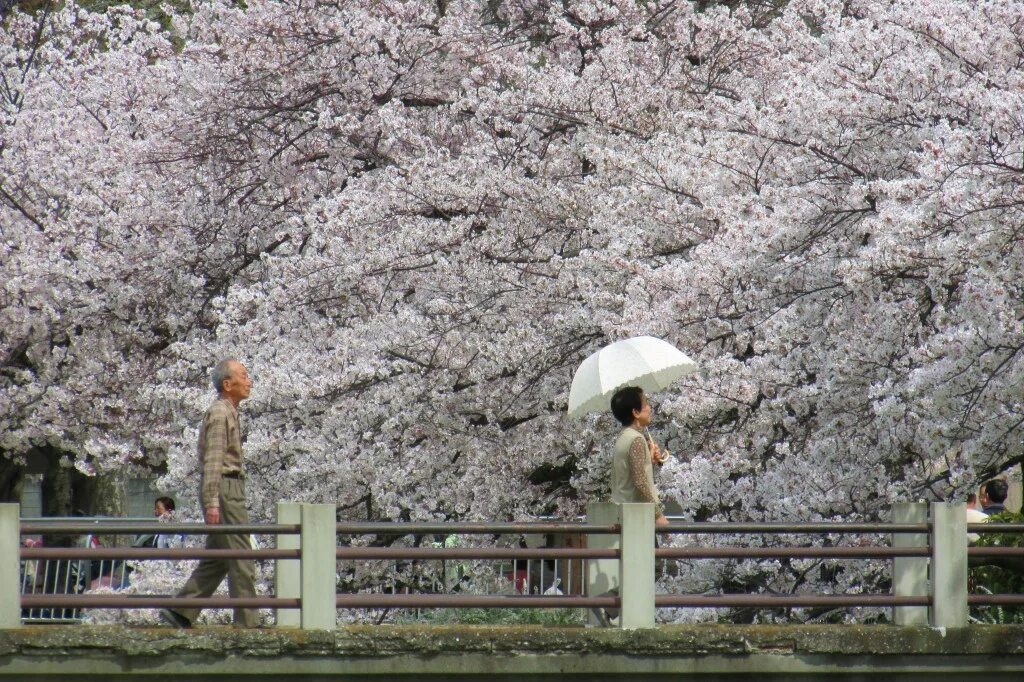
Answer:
[
  {"left": 204, "top": 507, "right": 221, "bottom": 525},
  {"left": 655, "top": 514, "right": 670, "bottom": 527}
]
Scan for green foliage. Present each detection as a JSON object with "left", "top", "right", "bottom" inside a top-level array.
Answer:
[
  {"left": 970, "top": 511, "right": 1024, "bottom": 624},
  {"left": 10, "top": 1, "right": 210, "bottom": 38},
  {"left": 15, "top": 0, "right": 167, "bottom": 15},
  {"left": 395, "top": 607, "right": 585, "bottom": 626}
]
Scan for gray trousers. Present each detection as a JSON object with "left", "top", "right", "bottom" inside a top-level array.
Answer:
[{"left": 173, "top": 478, "right": 258, "bottom": 626}]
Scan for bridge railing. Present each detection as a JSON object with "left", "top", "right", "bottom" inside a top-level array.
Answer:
[{"left": 2, "top": 501, "right": 1022, "bottom": 630}]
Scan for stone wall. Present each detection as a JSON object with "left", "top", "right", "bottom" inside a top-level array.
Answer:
[{"left": 3, "top": 624, "right": 1024, "bottom": 679}]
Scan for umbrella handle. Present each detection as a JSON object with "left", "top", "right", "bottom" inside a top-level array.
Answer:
[{"left": 645, "top": 428, "right": 669, "bottom": 463}]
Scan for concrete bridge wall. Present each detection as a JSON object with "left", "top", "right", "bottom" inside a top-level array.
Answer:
[{"left": 3, "top": 625, "right": 1024, "bottom": 680}]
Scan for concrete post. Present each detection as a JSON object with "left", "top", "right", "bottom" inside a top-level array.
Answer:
[
  {"left": 300, "top": 503, "right": 336, "bottom": 630},
  {"left": 930, "top": 502, "right": 968, "bottom": 628},
  {"left": 891, "top": 502, "right": 928, "bottom": 625},
  {"left": 0, "top": 504, "right": 19, "bottom": 628},
  {"left": 275, "top": 502, "right": 301, "bottom": 627},
  {"left": 586, "top": 502, "right": 620, "bottom": 627},
  {"left": 618, "top": 503, "right": 655, "bottom": 629}
]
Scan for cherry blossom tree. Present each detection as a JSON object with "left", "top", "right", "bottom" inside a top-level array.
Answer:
[
  {"left": 5, "top": 0, "right": 1024, "bottom": 621},
  {"left": 0, "top": 2, "right": 184, "bottom": 512}
]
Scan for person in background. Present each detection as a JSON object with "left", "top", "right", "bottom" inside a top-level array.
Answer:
[
  {"left": 136, "top": 497, "right": 179, "bottom": 549},
  {"left": 980, "top": 479, "right": 1009, "bottom": 515},
  {"left": 965, "top": 493, "right": 988, "bottom": 544},
  {"left": 155, "top": 496, "right": 175, "bottom": 518}
]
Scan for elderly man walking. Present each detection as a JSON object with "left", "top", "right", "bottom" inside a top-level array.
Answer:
[{"left": 161, "top": 358, "right": 259, "bottom": 628}]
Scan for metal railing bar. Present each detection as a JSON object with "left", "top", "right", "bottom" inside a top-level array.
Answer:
[
  {"left": 20, "top": 561, "right": 32, "bottom": 593},
  {"left": 655, "top": 547, "right": 930, "bottom": 559},
  {"left": 20, "top": 523, "right": 300, "bottom": 535},
  {"left": 336, "top": 548, "right": 619, "bottom": 560},
  {"left": 22, "top": 548, "right": 300, "bottom": 560},
  {"left": 22, "top": 595, "right": 298, "bottom": 609},
  {"left": 19, "top": 509, "right": 1024, "bottom": 625},
  {"left": 968, "top": 547, "right": 1024, "bottom": 557},
  {"left": 655, "top": 595, "right": 931, "bottom": 607},
  {"left": 40, "top": 560, "right": 52, "bottom": 619},
  {"left": 27, "top": 521, "right": 1024, "bottom": 537},
  {"left": 335, "top": 594, "right": 617, "bottom": 608},
  {"left": 335, "top": 522, "right": 619, "bottom": 535},
  {"left": 968, "top": 524, "right": 1024, "bottom": 533},
  {"left": 969, "top": 594, "right": 1024, "bottom": 605},
  {"left": 20, "top": 517, "right": 153, "bottom": 522},
  {"left": 662, "top": 523, "right": 931, "bottom": 534},
  {"left": 20, "top": 516, "right": 153, "bottom": 520}
]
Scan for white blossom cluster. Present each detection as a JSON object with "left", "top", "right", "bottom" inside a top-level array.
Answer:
[{"left": 4, "top": 0, "right": 1024, "bottom": 621}]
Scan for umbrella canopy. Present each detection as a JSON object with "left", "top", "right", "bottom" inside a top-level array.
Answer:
[{"left": 567, "top": 336, "right": 697, "bottom": 419}]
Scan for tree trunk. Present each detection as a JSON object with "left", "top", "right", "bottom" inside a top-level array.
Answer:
[
  {"left": 74, "top": 469, "right": 128, "bottom": 547},
  {"left": 38, "top": 446, "right": 128, "bottom": 545},
  {"left": 73, "top": 469, "right": 127, "bottom": 517},
  {"left": 0, "top": 454, "right": 25, "bottom": 503}
]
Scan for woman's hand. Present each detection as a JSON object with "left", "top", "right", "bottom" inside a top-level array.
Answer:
[{"left": 649, "top": 441, "right": 669, "bottom": 465}]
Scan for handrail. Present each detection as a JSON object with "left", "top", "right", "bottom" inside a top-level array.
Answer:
[
  {"left": 20, "top": 522, "right": 300, "bottom": 535},
  {"left": 968, "top": 547, "right": 1024, "bottom": 557},
  {"left": 336, "top": 522, "right": 619, "bottom": 535},
  {"left": 655, "top": 595, "right": 931, "bottom": 607},
  {"left": 21, "top": 548, "right": 299, "bottom": 560},
  {"left": 969, "top": 595, "right": 1024, "bottom": 605},
  {"left": 967, "top": 523, "right": 1024, "bottom": 533},
  {"left": 20, "top": 521, "right": 614, "bottom": 536},
  {"left": 335, "top": 594, "right": 618, "bottom": 608},
  {"left": 336, "top": 547, "right": 618, "bottom": 560},
  {"left": 22, "top": 595, "right": 297, "bottom": 609},
  {"left": 20, "top": 516, "right": 153, "bottom": 522},
  {"left": 662, "top": 523, "right": 931, "bottom": 534},
  {"left": 22, "top": 520, "right": 980, "bottom": 536},
  {"left": 19, "top": 519, "right": 1024, "bottom": 535},
  {"left": 655, "top": 546, "right": 930, "bottom": 559},
  {"left": 11, "top": 502, "right": 1024, "bottom": 630}
]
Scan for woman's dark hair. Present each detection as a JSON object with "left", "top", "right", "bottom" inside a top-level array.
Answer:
[
  {"left": 156, "top": 496, "right": 176, "bottom": 512},
  {"left": 610, "top": 386, "right": 645, "bottom": 426}
]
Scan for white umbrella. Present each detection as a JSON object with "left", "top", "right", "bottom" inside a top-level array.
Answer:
[{"left": 567, "top": 336, "right": 697, "bottom": 419}]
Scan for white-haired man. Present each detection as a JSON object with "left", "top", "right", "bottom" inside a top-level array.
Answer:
[{"left": 161, "top": 358, "right": 258, "bottom": 628}]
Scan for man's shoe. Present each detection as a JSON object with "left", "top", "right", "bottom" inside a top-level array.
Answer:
[
  {"left": 588, "top": 606, "right": 611, "bottom": 627},
  {"left": 160, "top": 608, "right": 192, "bottom": 628},
  {"left": 589, "top": 589, "right": 619, "bottom": 627}
]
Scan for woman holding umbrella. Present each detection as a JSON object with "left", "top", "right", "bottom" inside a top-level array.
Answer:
[
  {"left": 568, "top": 336, "right": 696, "bottom": 528},
  {"left": 609, "top": 386, "right": 670, "bottom": 527},
  {"left": 568, "top": 337, "right": 693, "bottom": 626}
]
